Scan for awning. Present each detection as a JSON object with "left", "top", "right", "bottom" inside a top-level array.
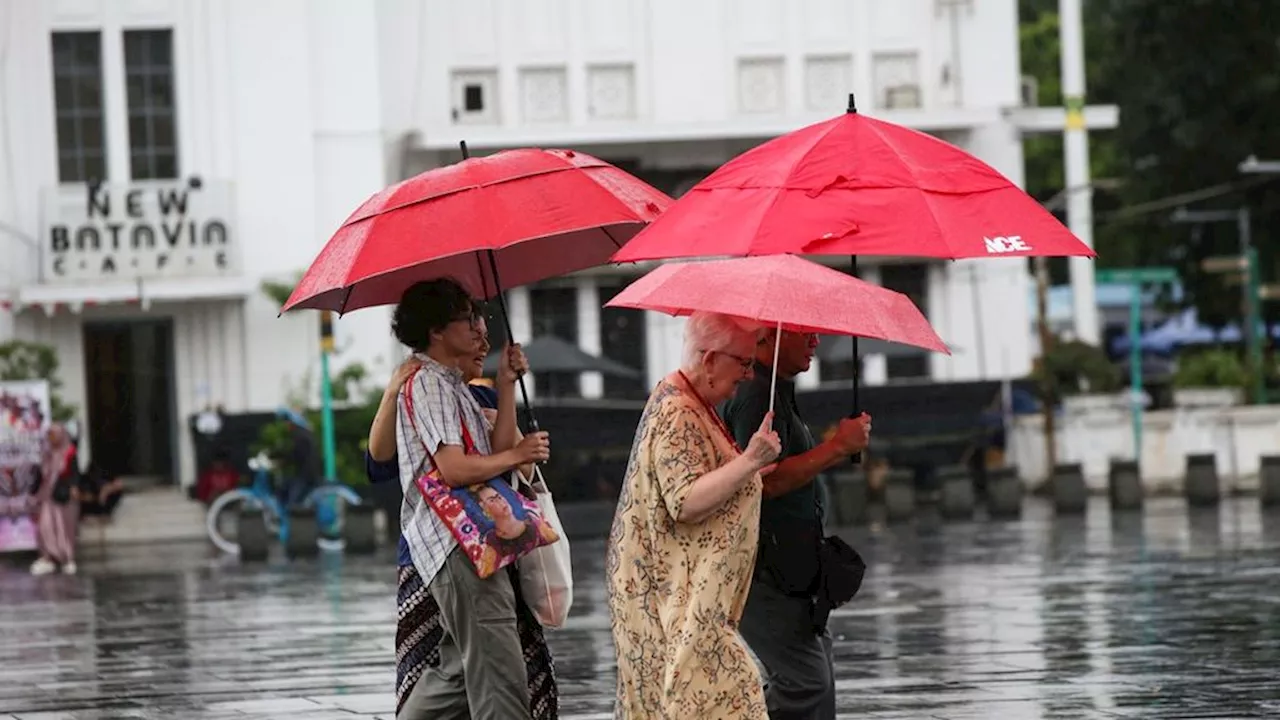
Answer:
[{"left": 6, "top": 276, "right": 255, "bottom": 315}]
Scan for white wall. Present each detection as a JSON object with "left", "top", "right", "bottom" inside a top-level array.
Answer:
[
  {"left": 414, "top": 0, "right": 1020, "bottom": 146},
  {"left": 0, "top": 0, "right": 419, "bottom": 483},
  {"left": 1009, "top": 397, "right": 1280, "bottom": 492}
]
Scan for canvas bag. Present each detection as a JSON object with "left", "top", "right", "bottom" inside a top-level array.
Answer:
[
  {"left": 511, "top": 465, "right": 573, "bottom": 627},
  {"left": 403, "top": 377, "right": 560, "bottom": 579}
]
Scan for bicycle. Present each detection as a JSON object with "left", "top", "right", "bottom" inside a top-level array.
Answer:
[{"left": 205, "top": 452, "right": 363, "bottom": 555}]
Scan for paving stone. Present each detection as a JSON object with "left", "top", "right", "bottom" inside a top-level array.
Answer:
[{"left": 1, "top": 497, "right": 1278, "bottom": 718}]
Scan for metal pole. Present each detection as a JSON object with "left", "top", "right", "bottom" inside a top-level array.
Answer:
[
  {"left": 1128, "top": 280, "right": 1143, "bottom": 463},
  {"left": 319, "top": 348, "right": 337, "bottom": 481},
  {"left": 1059, "top": 0, "right": 1100, "bottom": 345},
  {"left": 970, "top": 264, "right": 987, "bottom": 377},
  {"left": 1247, "top": 246, "right": 1266, "bottom": 404},
  {"left": 1035, "top": 256, "right": 1057, "bottom": 478},
  {"left": 1237, "top": 208, "right": 1264, "bottom": 404}
]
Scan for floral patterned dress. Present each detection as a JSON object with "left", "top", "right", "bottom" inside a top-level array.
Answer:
[{"left": 606, "top": 371, "right": 768, "bottom": 719}]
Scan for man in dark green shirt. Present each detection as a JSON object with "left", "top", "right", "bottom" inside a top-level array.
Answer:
[{"left": 721, "top": 329, "right": 870, "bottom": 720}]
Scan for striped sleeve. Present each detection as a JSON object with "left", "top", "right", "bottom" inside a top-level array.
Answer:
[{"left": 408, "top": 371, "right": 464, "bottom": 454}]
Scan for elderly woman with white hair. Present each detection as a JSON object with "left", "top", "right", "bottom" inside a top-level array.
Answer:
[{"left": 606, "top": 311, "right": 782, "bottom": 719}]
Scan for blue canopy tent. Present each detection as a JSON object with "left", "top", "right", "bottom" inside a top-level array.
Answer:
[{"left": 1112, "top": 308, "right": 1280, "bottom": 355}]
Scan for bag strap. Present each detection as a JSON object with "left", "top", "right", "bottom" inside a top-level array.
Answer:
[{"left": 401, "top": 367, "right": 479, "bottom": 484}]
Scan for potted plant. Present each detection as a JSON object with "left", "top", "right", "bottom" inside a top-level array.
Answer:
[{"left": 1172, "top": 349, "right": 1246, "bottom": 407}]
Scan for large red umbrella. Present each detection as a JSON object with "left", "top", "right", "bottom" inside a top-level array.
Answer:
[
  {"left": 285, "top": 144, "right": 671, "bottom": 431},
  {"left": 606, "top": 254, "right": 949, "bottom": 414},
  {"left": 610, "top": 97, "right": 1094, "bottom": 263},
  {"left": 286, "top": 146, "right": 671, "bottom": 313}
]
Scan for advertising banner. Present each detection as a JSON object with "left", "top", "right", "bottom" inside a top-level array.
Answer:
[{"left": 0, "top": 380, "right": 51, "bottom": 553}]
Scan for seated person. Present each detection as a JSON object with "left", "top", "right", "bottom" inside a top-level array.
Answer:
[{"left": 78, "top": 462, "right": 125, "bottom": 520}]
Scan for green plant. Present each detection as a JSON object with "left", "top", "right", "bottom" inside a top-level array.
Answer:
[
  {"left": 1030, "top": 339, "right": 1123, "bottom": 406},
  {"left": 1173, "top": 349, "right": 1248, "bottom": 390},
  {"left": 0, "top": 340, "right": 77, "bottom": 421},
  {"left": 260, "top": 273, "right": 303, "bottom": 308}
]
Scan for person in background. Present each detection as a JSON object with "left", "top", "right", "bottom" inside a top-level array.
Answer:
[
  {"left": 30, "top": 423, "right": 81, "bottom": 576},
  {"left": 720, "top": 329, "right": 871, "bottom": 720},
  {"left": 607, "top": 311, "right": 782, "bottom": 719},
  {"left": 281, "top": 408, "right": 319, "bottom": 508},
  {"left": 78, "top": 461, "right": 126, "bottom": 520},
  {"left": 371, "top": 285, "right": 554, "bottom": 720}
]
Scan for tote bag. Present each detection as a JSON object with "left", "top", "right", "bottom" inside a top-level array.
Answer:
[
  {"left": 512, "top": 466, "right": 573, "bottom": 627},
  {"left": 404, "top": 379, "right": 560, "bottom": 579}
]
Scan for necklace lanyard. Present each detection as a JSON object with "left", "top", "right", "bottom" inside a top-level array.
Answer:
[{"left": 676, "top": 370, "right": 742, "bottom": 453}]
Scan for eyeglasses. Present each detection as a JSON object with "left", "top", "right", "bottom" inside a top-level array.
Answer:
[{"left": 703, "top": 349, "right": 754, "bottom": 371}]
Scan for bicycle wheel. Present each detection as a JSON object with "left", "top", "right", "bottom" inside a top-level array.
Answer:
[
  {"left": 206, "top": 489, "right": 278, "bottom": 555},
  {"left": 302, "top": 484, "right": 363, "bottom": 551}
]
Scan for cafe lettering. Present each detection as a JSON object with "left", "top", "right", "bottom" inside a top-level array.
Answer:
[{"left": 41, "top": 180, "right": 236, "bottom": 282}]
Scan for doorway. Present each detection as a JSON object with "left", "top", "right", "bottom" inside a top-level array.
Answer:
[{"left": 83, "top": 319, "right": 177, "bottom": 483}]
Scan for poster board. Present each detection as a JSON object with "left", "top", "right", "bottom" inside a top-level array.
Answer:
[{"left": 0, "top": 380, "right": 51, "bottom": 553}]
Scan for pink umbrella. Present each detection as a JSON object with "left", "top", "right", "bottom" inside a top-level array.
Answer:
[{"left": 605, "top": 254, "right": 948, "bottom": 414}]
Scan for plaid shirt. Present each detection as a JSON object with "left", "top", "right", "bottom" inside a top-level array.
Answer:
[{"left": 395, "top": 354, "right": 495, "bottom": 587}]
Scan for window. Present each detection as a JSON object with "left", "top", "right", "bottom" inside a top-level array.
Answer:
[
  {"left": 872, "top": 52, "right": 922, "bottom": 110},
  {"left": 529, "top": 286, "right": 580, "bottom": 398},
  {"left": 737, "top": 57, "right": 785, "bottom": 114},
  {"left": 451, "top": 69, "right": 500, "bottom": 125},
  {"left": 520, "top": 67, "right": 568, "bottom": 124},
  {"left": 881, "top": 263, "right": 931, "bottom": 381},
  {"left": 51, "top": 32, "right": 108, "bottom": 184},
  {"left": 598, "top": 279, "right": 649, "bottom": 400},
  {"left": 587, "top": 64, "right": 636, "bottom": 120},
  {"left": 123, "top": 29, "right": 179, "bottom": 180}
]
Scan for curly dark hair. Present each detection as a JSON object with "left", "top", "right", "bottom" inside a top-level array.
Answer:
[{"left": 392, "top": 278, "right": 475, "bottom": 352}]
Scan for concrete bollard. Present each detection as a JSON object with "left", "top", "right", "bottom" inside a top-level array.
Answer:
[
  {"left": 1184, "top": 454, "right": 1220, "bottom": 507},
  {"left": 238, "top": 509, "right": 270, "bottom": 562},
  {"left": 1108, "top": 459, "right": 1144, "bottom": 511},
  {"left": 1052, "top": 463, "right": 1088, "bottom": 514},
  {"left": 1260, "top": 456, "right": 1280, "bottom": 507},
  {"left": 986, "top": 466, "right": 1023, "bottom": 519},
  {"left": 937, "top": 465, "right": 976, "bottom": 520},
  {"left": 883, "top": 469, "right": 916, "bottom": 522},
  {"left": 828, "top": 470, "right": 869, "bottom": 527},
  {"left": 343, "top": 503, "right": 378, "bottom": 554},
  {"left": 286, "top": 508, "right": 320, "bottom": 558}
]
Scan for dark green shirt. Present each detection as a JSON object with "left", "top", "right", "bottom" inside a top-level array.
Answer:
[{"left": 720, "top": 362, "right": 824, "bottom": 530}]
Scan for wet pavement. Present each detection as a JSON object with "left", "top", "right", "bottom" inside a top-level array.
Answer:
[{"left": 2, "top": 497, "right": 1280, "bottom": 719}]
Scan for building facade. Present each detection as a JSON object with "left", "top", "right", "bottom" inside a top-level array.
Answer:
[
  {"left": 1, "top": 0, "right": 1041, "bottom": 487},
  {"left": 400, "top": 0, "right": 1036, "bottom": 395}
]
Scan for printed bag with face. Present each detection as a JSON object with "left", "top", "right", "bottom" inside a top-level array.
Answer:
[{"left": 403, "top": 376, "right": 561, "bottom": 579}]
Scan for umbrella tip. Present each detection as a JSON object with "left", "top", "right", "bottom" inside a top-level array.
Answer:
[{"left": 846, "top": 93, "right": 857, "bottom": 114}]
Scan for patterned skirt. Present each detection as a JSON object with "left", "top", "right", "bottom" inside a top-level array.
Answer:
[{"left": 395, "top": 563, "right": 559, "bottom": 718}]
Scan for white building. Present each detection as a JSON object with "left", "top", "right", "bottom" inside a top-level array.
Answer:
[{"left": 0, "top": 0, "right": 1079, "bottom": 488}]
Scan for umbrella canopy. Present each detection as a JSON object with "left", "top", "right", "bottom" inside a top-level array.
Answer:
[
  {"left": 611, "top": 97, "right": 1094, "bottom": 263},
  {"left": 482, "top": 335, "right": 641, "bottom": 379},
  {"left": 285, "top": 148, "right": 672, "bottom": 313},
  {"left": 818, "top": 334, "right": 959, "bottom": 362},
  {"left": 605, "top": 254, "right": 949, "bottom": 354}
]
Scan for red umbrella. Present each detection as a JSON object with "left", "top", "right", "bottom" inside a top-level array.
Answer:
[
  {"left": 605, "top": 254, "right": 949, "bottom": 414},
  {"left": 285, "top": 146, "right": 671, "bottom": 313},
  {"left": 611, "top": 97, "right": 1094, "bottom": 263}
]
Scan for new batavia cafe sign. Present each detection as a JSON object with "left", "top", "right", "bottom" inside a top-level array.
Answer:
[{"left": 40, "top": 177, "right": 237, "bottom": 283}]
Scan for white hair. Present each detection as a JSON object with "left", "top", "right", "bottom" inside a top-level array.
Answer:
[{"left": 681, "top": 312, "right": 763, "bottom": 371}]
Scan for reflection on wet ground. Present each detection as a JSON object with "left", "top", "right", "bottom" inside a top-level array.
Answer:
[{"left": 2, "top": 497, "right": 1280, "bottom": 719}]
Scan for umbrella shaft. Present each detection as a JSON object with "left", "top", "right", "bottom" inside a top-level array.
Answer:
[
  {"left": 484, "top": 249, "right": 540, "bottom": 432},
  {"left": 768, "top": 322, "right": 781, "bottom": 423},
  {"left": 850, "top": 254, "right": 862, "bottom": 465}
]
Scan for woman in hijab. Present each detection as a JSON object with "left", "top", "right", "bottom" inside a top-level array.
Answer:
[
  {"left": 607, "top": 312, "right": 782, "bottom": 719},
  {"left": 31, "top": 423, "right": 80, "bottom": 576}
]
